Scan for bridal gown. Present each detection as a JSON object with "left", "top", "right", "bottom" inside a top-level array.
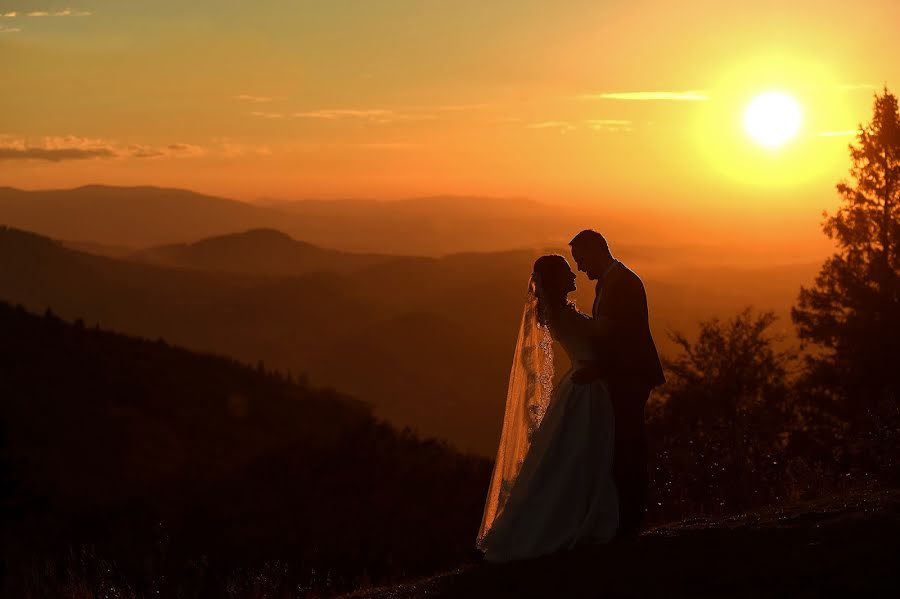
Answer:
[{"left": 479, "top": 304, "right": 618, "bottom": 562}]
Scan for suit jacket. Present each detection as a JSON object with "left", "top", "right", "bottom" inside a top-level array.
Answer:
[{"left": 592, "top": 261, "right": 666, "bottom": 395}]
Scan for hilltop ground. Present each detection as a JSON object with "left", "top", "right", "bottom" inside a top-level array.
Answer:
[{"left": 347, "top": 487, "right": 900, "bottom": 598}]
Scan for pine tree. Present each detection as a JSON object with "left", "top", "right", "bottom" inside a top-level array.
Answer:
[{"left": 792, "top": 87, "right": 900, "bottom": 407}]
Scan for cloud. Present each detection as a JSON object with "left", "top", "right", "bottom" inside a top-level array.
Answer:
[
  {"left": 526, "top": 119, "right": 633, "bottom": 133},
  {"left": 0, "top": 135, "right": 206, "bottom": 162},
  {"left": 51, "top": 9, "right": 93, "bottom": 17},
  {"left": 526, "top": 121, "right": 577, "bottom": 132},
  {"left": 233, "top": 94, "right": 276, "bottom": 103},
  {"left": 0, "top": 135, "right": 116, "bottom": 161},
  {"left": 0, "top": 147, "right": 114, "bottom": 161},
  {"left": 2, "top": 8, "right": 92, "bottom": 30},
  {"left": 250, "top": 111, "right": 286, "bottom": 119},
  {"left": 352, "top": 142, "right": 419, "bottom": 150},
  {"left": 213, "top": 138, "right": 273, "bottom": 158},
  {"left": 290, "top": 109, "right": 395, "bottom": 120},
  {"left": 577, "top": 91, "right": 709, "bottom": 101},
  {"left": 583, "top": 119, "right": 633, "bottom": 131},
  {"left": 248, "top": 108, "right": 437, "bottom": 124},
  {"left": 430, "top": 103, "right": 492, "bottom": 111},
  {"left": 125, "top": 143, "right": 207, "bottom": 158},
  {"left": 23, "top": 10, "right": 92, "bottom": 17}
]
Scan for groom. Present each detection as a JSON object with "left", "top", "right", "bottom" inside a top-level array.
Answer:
[{"left": 569, "top": 229, "right": 665, "bottom": 540}]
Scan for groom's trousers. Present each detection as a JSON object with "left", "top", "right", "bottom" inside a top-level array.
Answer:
[{"left": 610, "top": 385, "right": 650, "bottom": 539}]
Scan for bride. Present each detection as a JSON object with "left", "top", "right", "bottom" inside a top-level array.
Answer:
[{"left": 477, "top": 254, "right": 618, "bottom": 562}]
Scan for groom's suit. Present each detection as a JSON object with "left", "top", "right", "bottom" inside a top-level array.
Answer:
[{"left": 592, "top": 260, "right": 665, "bottom": 537}]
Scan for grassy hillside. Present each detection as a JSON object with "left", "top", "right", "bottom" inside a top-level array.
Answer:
[{"left": 348, "top": 488, "right": 900, "bottom": 598}]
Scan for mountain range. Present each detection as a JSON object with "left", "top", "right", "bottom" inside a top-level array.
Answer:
[
  {"left": 0, "top": 223, "right": 819, "bottom": 454},
  {"left": 0, "top": 185, "right": 636, "bottom": 255}
]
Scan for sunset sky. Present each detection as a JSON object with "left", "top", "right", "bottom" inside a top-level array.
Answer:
[{"left": 1, "top": 0, "right": 898, "bottom": 245}]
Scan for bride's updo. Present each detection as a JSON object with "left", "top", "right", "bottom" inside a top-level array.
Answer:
[{"left": 532, "top": 254, "right": 576, "bottom": 324}]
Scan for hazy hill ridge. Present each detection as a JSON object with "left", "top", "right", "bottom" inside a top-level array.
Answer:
[
  {"left": 0, "top": 185, "right": 630, "bottom": 255},
  {"left": 130, "top": 228, "right": 398, "bottom": 276},
  {"left": 0, "top": 225, "right": 533, "bottom": 453},
  {"left": 0, "top": 225, "right": 821, "bottom": 454},
  {"left": 0, "top": 184, "right": 279, "bottom": 248}
]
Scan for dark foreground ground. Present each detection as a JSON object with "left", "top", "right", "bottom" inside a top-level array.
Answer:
[{"left": 346, "top": 488, "right": 900, "bottom": 598}]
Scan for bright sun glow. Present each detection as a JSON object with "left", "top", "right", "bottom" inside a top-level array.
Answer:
[{"left": 743, "top": 92, "right": 803, "bottom": 148}]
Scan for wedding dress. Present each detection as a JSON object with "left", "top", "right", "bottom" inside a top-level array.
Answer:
[{"left": 477, "top": 278, "right": 618, "bottom": 562}]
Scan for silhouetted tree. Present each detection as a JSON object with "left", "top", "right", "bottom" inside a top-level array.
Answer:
[
  {"left": 792, "top": 88, "right": 900, "bottom": 408},
  {"left": 649, "top": 308, "right": 796, "bottom": 515},
  {"left": 663, "top": 308, "right": 794, "bottom": 423}
]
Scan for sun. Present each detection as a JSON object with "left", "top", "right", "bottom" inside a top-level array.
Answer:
[{"left": 743, "top": 92, "right": 803, "bottom": 148}]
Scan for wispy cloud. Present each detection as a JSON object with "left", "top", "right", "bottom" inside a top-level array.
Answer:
[
  {"left": 352, "top": 142, "right": 420, "bottom": 150},
  {"left": 0, "top": 146, "right": 114, "bottom": 161},
  {"left": 577, "top": 91, "right": 709, "bottom": 101},
  {"left": 583, "top": 119, "right": 633, "bottom": 131},
  {"left": 526, "top": 121, "right": 577, "bottom": 132},
  {"left": 233, "top": 94, "right": 277, "bottom": 103},
  {"left": 2, "top": 8, "right": 93, "bottom": 31},
  {"left": 24, "top": 9, "right": 93, "bottom": 17},
  {"left": 248, "top": 108, "right": 438, "bottom": 124},
  {"left": 291, "top": 109, "right": 439, "bottom": 123},
  {"left": 430, "top": 103, "right": 492, "bottom": 112},
  {"left": 0, "top": 135, "right": 205, "bottom": 162},
  {"left": 127, "top": 143, "right": 206, "bottom": 159},
  {"left": 249, "top": 111, "right": 286, "bottom": 119},
  {"left": 291, "top": 109, "right": 395, "bottom": 120},
  {"left": 818, "top": 130, "right": 857, "bottom": 137},
  {"left": 526, "top": 119, "right": 633, "bottom": 133},
  {"left": 213, "top": 138, "right": 273, "bottom": 158}
]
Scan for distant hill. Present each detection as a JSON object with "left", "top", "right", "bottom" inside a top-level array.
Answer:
[
  {"left": 0, "top": 225, "right": 530, "bottom": 453},
  {"left": 0, "top": 301, "right": 491, "bottom": 597},
  {"left": 131, "top": 228, "right": 398, "bottom": 276},
  {"left": 0, "top": 185, "right": 284, "bottom": 248},
  {"left": 261, "top": 194, "right": 649, "bottom": 255},
  {"left": 0, "top": 225, "right": 820, "bottom": 455},
  {"left": 1, "top": 185, "right": 835, "bottom": 262}
]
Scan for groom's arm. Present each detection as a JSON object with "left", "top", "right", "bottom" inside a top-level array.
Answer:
[
  {"left": 583, "top": 314, "right": 612, "bottom": 337},
  {"left": 570, "top": 315, "right": 612, "bottom": 385},
  {"left": 572, "top": 275, "right": 647, "bottom": 385}
]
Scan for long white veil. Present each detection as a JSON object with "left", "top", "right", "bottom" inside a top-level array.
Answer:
[{"left": 477, "top": 274, "right": 555, "bottom": 547}]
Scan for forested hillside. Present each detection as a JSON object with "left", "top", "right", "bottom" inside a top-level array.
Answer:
[{"left": 0, "top": 302, "right": 491, "bottom": 597}]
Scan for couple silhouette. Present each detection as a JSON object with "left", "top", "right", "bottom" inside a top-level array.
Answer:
[{"left": 477, "top": 229, "right": 665, "bottom": 562}]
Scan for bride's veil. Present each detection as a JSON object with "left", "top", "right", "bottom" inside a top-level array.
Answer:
[{"left": 477, "top": 273, "right": 555, "bottom": 547}]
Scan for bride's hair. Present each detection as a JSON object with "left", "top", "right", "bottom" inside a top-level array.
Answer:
[{"left": 532, "top": 254, "right": 574, "bottom": 325}]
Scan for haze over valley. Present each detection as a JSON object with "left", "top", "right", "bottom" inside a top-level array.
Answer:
[{"left": 0, "top": 186, "right": 819, "bottom": 454}]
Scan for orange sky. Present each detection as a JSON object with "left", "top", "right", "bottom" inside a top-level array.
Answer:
[{"left": 1, "top": 0, "right": 898, "bottom": 246}]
